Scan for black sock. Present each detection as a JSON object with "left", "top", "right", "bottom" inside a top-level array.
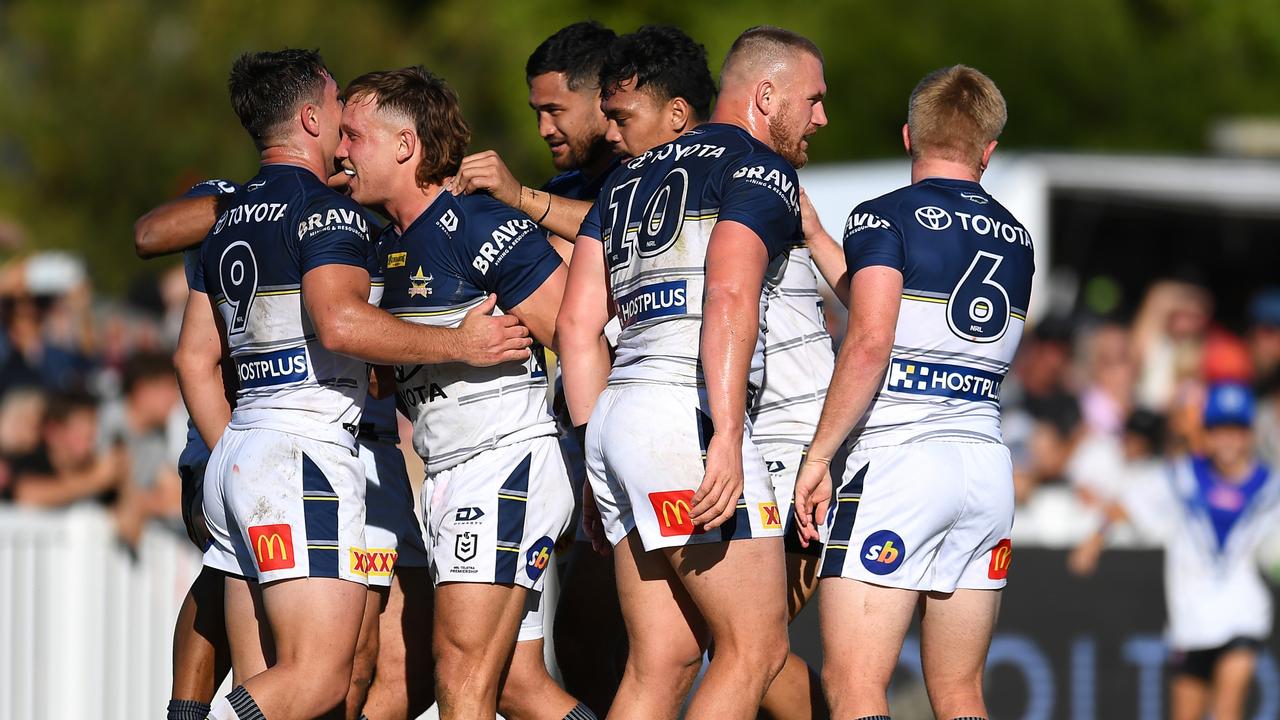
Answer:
[
  {"left": 565, "top": 702, "right": 598, "bottom": 720},
  {"left": 227, "top": 686, "right": 266, "bottom": 720},
  {"left": 950, "top": 717, "right": 987, "bottom": 719},
  {"left": 167, "top": 699, "right": 212, "bottom": 720},
  {"left": 854, "top": 716, "right": 891, "bottom": 720}
]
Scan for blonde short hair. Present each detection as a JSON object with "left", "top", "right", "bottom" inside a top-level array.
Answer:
[{"left": 907, "top": 65, "right": 1006, "bottom": 167}]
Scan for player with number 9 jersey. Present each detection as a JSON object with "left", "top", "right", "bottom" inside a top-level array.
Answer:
[
  {"left": 577, "top": 121, "right": 801, "bottom": 552},
  {"left": 192, "top": 163, "right": 373, "bottom": 586}
]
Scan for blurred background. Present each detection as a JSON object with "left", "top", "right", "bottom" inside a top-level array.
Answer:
[{"left": 3, "top": 1, "right": 1280, "bottom": 718}]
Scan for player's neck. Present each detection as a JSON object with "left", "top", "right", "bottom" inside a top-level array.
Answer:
[
  {"left": 708, "top": 103, "right": 771, "bottom": 150},
  {"left": 1214, "top": 457, "right": 1254, "bottom": 483},
  {"left": 579, "top": 149, "right": 615, "bottom": 181},
  {"left": 259, "top": 145, "right": 329, "bottom": 183},
  {"left": 385, "top": 182, "right": 445, "bottom": 233},
  {"left": 911, "top": 158, "right": 983, "bottom": 184}
]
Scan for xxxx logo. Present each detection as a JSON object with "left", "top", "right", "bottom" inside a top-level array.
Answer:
[
  {"left": 758, "top": 502, "right": 783, "bottom": 530},
  {"left": 350, "top": 547, "right": 398, "bottom": 577}
]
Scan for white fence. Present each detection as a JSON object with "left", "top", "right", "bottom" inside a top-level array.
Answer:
[{"left": 0, "top": 504, "right": 204, "bottom": 719}]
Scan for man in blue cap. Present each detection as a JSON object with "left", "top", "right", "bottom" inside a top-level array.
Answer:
[{"left": 1072, "top": 383, "right": 1280, "bottom": 720}]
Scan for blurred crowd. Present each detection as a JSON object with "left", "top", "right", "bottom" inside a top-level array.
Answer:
[
  {"left": 4, "top": 246, "right": 1278, "bottom": 550},
  {"left": 0, "top": 251, "right": 192, "bottom": 547},
  {"left": 1008, "top": 279, "right": 1280, "bottom": 545}
]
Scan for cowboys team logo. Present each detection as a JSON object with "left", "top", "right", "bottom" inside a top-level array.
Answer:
[
  {"left": 914, "top": 206, "right": 952, "bottom": 231},
  {"left": 408, "top": 266, "right": 433, "bottom": 297}
]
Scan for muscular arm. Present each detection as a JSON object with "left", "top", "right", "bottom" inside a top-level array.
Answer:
[
  {"left": 449, "top": 150, "right": 593, "bottom": 242},
  {"left": 133, "top": 196, "right": 219, "bottom": 259},
  {"left": 554, "top": 236, "right": 612, "bottom": 427},
  {"left": 508, "top": 263, "right": 568, "bottom": 351},
  {"left": 174, "top": 288, "right": 231, "bottom": 448},
  {"left": 303, "top": 264, "right": 532, "bottom": 366},
  {"left": 802, "top": 266, "right": 902, "bottom": 465}
]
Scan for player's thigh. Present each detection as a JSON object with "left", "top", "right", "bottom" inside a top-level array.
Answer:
[
  {"left": 817, "top": 576, "right": 917, "bottom": 689},
  {"left": 433, "top": 581, "right": 527, "bottom": 659},
  {"left": 667, "top": 536, "right": 788, "bottom": 650},
  {"left": 785, "top": 551, "right": 820, "bottom": 621},
  {"left": 378, "top": 565, "right": 433, "bottom": 666},
  {"left": 259, "top": 576, "right": 367, "bottom": 669},
  {"left": 918, "top": 588, "right": 1001, "bottom": 692},
  {"left": 614, "top": 529, "right": 706, "bottom": 666},
  {"left": 1170, "top": 674, "right": 1210, "bottom": 720},
  {"left": 224, "top": 575, "right": 271, "bottom": 683}
]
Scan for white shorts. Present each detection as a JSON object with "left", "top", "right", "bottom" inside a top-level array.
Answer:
[
  {"left": 586, "top": 384, "right": 783, "bottom": 552},
  {"left": 424, "top": 435, "right": 572, "bottom": 594},
  {"left": 359, "top": 439, "right": 429, "bottom": 588},
  {"left": 757, "top": 441, "right": 822, "bottom": 557},
  {"left": 818, "top": 441, "right": 1013, "bottom": 593},
  {"left": 202, "top": 427, "right": 367, "bottom": 585}
]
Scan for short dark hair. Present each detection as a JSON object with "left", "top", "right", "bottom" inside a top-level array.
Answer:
[
  {"left": 720, "top": 26, "right": 823, "bottom": 87},
  {"left": 600, "top": 25, "right": 716, "bottom": 122},
  {"left": 228, "top": 49, "right": 330, "bottom": 150},
  {"left": 45, "top": 389, "right": 98, "bottom": 425},
  {"left": 122, "top": 351, "right": 174, "bottom": 395},
  {"left": 344, "top": 66, "right": 472, "bottom": 187},
  {"left": 525, "top": 21, "right": 617, "bottom": 91}
]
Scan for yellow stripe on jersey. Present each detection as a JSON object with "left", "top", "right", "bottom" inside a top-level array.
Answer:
[{"left": 900, "top": 293, "right": 947, "bottom": 305}]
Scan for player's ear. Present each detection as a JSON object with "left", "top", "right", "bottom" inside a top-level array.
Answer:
[
  {"left": 669, "top": 97, "right": 690, "bottom": 134},
  {"left": 301, "top": 102, "right": 322, "bottom": 139},
  {"left": 901, "top": 123, "right": 911, "bottom": 156},
  {"left": 397, "top": 128, "right": 416, "bottom": 166},
  {"left": 755, "top": 80, "right": 775, "bottom": 116},
  {"left": 979, "top": 140, "right": 998, "bottom": 173}
]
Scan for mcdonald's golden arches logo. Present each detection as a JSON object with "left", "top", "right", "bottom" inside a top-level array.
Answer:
[{"left": 248, "top": 524, "right": 295, "bottom": 572}]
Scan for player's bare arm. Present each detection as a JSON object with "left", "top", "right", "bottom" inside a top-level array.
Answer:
[
  {"left": 554, "top": 235, "right": 612, "bottom": 428},
  {"left": 450, "top": 149, "right": 593, "bottom": 242},
  {"left": 507, "top": 262, "right": 568, "bottom": 350},
  {"left": 174, "top": 287, "right": 231, "bottom": 448},
  {"left": 794, "top": 265, "right": 902, "bottom": 543},
  {"left": 134, "top": 195, "right": 220, "bottom": 259},
  {"left": 693, "top": 220, "right": 769, "bottom": 529},
  {"left": 303, "top": 264, "right": 531, "bottom": 367},
  {"left": 799, "top": 187, "right": 848, "bottom": 306}
]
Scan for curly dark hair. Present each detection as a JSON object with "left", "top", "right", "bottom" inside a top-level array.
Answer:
[
  {"left": 599, "top": 25, "right": 716, "bottom": 122},
  {"left": 525, "top": 20, "right": 617, "bottom": 91},
  {"left": 343, "top": 66, "right": 472, "bottom": 187},
  {"left": 228, "top": 48, "right": 330, "bottom": 150}
]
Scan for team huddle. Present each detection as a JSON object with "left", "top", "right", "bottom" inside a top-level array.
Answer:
[{"left": 138, "top": 20, "right": 1032, "bottom": 720}]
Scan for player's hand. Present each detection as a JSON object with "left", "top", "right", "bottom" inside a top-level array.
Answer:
[
  {"left": 794, "top": 457, "right": 833, "bottom": 547},
  {"left": 691, "top": 432, "right": 744, "bottom": 530},
  {"left": 448, "top": 150, "right": 522, "bottom": 208},
  {"left": 581, "top": 480, "right": 611, "bottom": 556},
  {"left": 455, "top": 294, "right": 532, "bottom": 367},
  {"left": 798, "top": 187, "right": 830, "bottom": 251}
]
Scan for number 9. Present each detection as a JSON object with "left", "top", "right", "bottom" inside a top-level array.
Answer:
[{"left": 218, "top": 241, "right": 259, "bottom": 335}]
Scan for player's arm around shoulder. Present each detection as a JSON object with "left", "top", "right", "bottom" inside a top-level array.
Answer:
[
  {"left": 299, "top": 194, "right": 531, "bottom": 367},
  {"left": 449, "top": 149, "right": 592, "bottom": 244},
  {"left": 466, "top": 202, "right": 567, "bottom": 350},
  {"left": 799, "top": 187, "right": 848, "bottom": 305},
  {"left": 133, "top": 179, "right": 238, "bottom": 259}
]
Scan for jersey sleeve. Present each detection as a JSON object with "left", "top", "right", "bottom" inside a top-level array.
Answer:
[
  {"left": 180, "top": 180, "right": 238, "bottom": 291},
  {"left": 465, "top": 204, "right": 562, "bottom": 311},
  {"left": 843, "top": 200, "right": 905, "bottom": 274},
  {"left": 717, "top": 151, "right": 801, "bottom": 257},
  {"left": 577, "top": 194, "right": 605, "bottom": 243},
  {"left": 295, "top": 194, "right": 372, "bottom": 275}
]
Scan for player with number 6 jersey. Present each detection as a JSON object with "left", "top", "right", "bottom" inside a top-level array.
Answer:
[{"left": 794, "top": 65, "right": 1031, "bottom": 720}]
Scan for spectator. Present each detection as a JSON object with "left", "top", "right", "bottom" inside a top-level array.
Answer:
[{"left": 7, "top": 390, "right": 125, "bottom": 507}]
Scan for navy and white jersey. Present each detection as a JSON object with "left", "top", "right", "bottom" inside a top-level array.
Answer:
[
  {"left": 191, "top": 163, "right": 373, "bottom": 449},
  {"left": 1121, "top": 457, "right": 1280, "bottom": 650},
  {"left": 751, "top": 246, "right": 835, "bottom": 450},
  {"left": 379, "top": 192, "right": 561, "bottom": 474},
  {"left": 541, "top": 162, "right": 614, "bottom": 202},
  {"left": 843, "top": 177, "right": 1034, "bottom": 449},
  {"left": 579, "top": 123, "right": 801, "bottom": 388}
]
